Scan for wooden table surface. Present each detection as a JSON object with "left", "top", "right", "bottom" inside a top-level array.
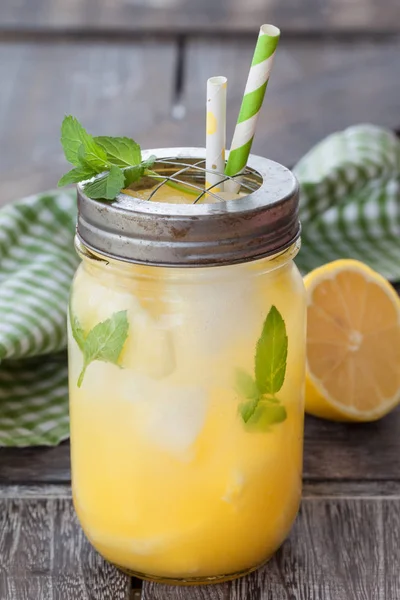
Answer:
[
  {"left": 1, "top": 411, "right": 400, "bottom": 600},
  {"left": 1, "top": 0, "right": 400, "bottom": 598}
]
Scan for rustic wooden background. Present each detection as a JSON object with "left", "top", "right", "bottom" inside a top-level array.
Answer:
[
  {"left": 0, "top": 0, "right": 400, "bottom": 598},
  {"left": 0, "top": 0, "right": 399, "bottom": 205}
]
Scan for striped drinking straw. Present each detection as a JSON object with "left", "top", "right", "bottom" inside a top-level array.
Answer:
[{"left": 225, "top": 24, "right": 280, "bottom": 193}]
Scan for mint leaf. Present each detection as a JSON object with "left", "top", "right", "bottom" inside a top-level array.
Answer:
[
  {"left": 59, "top": 116, "right": 158, "bottom": 200},
  {"left": 235, "top": 369, "right": 259, "bottom": 400},
  {"left": 84, "top": 311, "right": 128, "bottom": 364},
  {"left": 245, "top": 403, "right": 287, "bottom": 431},
  {"left": 123, "top": 156, "right": 157, "bottom": 187},
  {"left": 123, "top": 165, "right": 146, "bottom": 187},
  {"left": 83, "top": 165, "right": 125, "bottom": 200},
  {"left": 77, "top": 143, "right": 108, "bottom": 173},
  {"left": 78, "top": 310, "right": 129, "bottom": 387},
  {"left": 235, "top": 306, "right": 289, "bottom": 431},
  {"left": 94, "top": 136, "right": 141, "bottom": 167},
  {"left": 69, "top": 304, "right": 85, "bottom": 351},
  {"left": 60, "top": 116, "right": 105, "bottom": 168},
  {"left": 255, "top": 305, "right": 288, "bottom": 396},
  {"left": 58, "top": 166, "right": 94, "bottom": 187},
  {"left": 239, "top": 398, "right": 259, "bottom": 423},
  {"left": 240, "top": 396, "right": 286, "bottom": 426}
]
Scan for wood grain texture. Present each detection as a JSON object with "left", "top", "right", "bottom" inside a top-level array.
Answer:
[
  {"left": 0, "top": 442, "right": 70, "bottom": 484},
  {"left": 1, "top": 38, "right": 399, "bottom": 203},
  {"left": 0, "top": 0, "right": 399, "bottom": 34},
  {"left": 143, "top": 497, "right": 398, "bottom": 599},
  {"left": 0, "top": 39, "right": 177, "bottom": 206},
  {"left": 0, "top": 494, "right": 131, "bottom": 599},
  {"left": 159, "top": 37, "right": 400, "bottom": 168},
  {"left": 1, "top": 486, "right": 397, "bottom": 599},
  {"left": 382, "top": 501, "right": 400, "bottom": 599},
  {"left": 303, "top": 480, "right": 400, "bottom": 498},
  {"left": 304, "top": 407, "right": 400, "bottom": 480},
  {"left": 230, "top": 499, "right": 384, "bottom": 600},
  {"left": 142, "top": 583, "right": 231, "bottom": 599},
  {"left": 0, "top": 485, "right": 72, "bottom": 499}
]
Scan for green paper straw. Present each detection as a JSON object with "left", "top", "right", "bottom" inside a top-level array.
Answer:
[{"left": 225, "top": 24, "right": 280, "bottom": 193}]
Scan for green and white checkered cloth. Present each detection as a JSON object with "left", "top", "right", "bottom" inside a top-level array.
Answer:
[
  {"left": 0, "top": 125, "right": 399, "bottom": 446},
  {"left": 295, "top": 124, "right": 400, "bottom": 277},
  {"left": 0, "top": 191, "right": 77, "bottom": 445}
]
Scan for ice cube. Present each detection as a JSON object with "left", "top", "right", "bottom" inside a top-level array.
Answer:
[
  {"left": 72, "top": 266, "right": 136, "bottom": 330},
  {"left": 121, "top": 305, "right": 175, "bottom": 379},
  {"left": 134, "top": 380, "right": 208, "bottom": 458},
  {"left": 168, "top": 275, "right": 257, "bottom": 360},
  {"left": 72, "top": 266, "right": 175, "bottom": 379},
  {"left": 72, "top": 359, "right": 207, "bottom": 458}
]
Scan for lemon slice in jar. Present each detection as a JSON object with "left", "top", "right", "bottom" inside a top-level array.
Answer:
[{"left": 304, "top": 259, "right": 400, "bottom": 422}]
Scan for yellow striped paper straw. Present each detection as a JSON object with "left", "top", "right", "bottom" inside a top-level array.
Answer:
[
  {"left": 206, "top": 76, "right": 227, "bottom": 194},
  {"left": 225, "top": 25, "right": 280, "bottom": 193}
]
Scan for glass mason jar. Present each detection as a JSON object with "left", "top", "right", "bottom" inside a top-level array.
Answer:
[{"left": 68, "top": 149, "right": 306, "bottom": 584}]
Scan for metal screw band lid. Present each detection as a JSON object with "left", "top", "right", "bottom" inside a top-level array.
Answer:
[{"left": 76, "top": 148, "right": 300, "bottom": 267}]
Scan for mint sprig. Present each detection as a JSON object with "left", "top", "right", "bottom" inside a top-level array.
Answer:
[
  {"left": 69, "top": 305, "right": 129, "bottom": 387},
  {"left": 60, "top": 116, "right": 101, "bottom": 167},
  {"left": 58, "top": 116, "right": 156, "bottom": 200},
  {"left": 83, "top": 165, "right": 125, "bottom": 200},
  {"left": 58, "top": 116, "right": 207, "bottom": 201},
  {"left": 94, "top": 136, "right": 141, "bottom": 167},
  {"left": 58, "top": 166, "right": 95, "bottom": 187},
  {"left": 236, "top": 305, "right": 288, "bottom": 431}
]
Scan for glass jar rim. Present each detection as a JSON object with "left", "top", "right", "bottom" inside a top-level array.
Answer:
[
  {"left": 76, "top": 236, "right": 301, "bottom": 281},
  {"left": 76, "top": 148, "right": 300, "bottom": 267}
]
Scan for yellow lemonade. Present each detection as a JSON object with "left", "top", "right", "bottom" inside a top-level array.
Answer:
[
  {"left": 68, "top": 246, "right": 306, "bottom": 582},
  {"left": 69, "top": 149, "right": 305, "bottom": 583}
]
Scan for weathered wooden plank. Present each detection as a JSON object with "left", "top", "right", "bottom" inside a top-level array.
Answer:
[
  {"left": 383, "top": 501, "right": 400, "bottom": 599},
  {"left": 0, "top": 577, "right": 53, "bottom": 600},
  {"left": 230, "top": 499, "right": 384, "bottom": 600},
  {"left": 0, "top": 487, "right": 398, "bottom": 598},
  {"left": 0, "top": 443, "right": 70, "bottom": 484},
  {"left": 142, "top": 583, "right": 230, "bottom": 600},
  {"left": 168, "top": 38, "right": 400, "bottom": 168},
  {"left": 303, "top": 480, "right": 400, "bottom": 498},
  {"left": 304, "top": 408, "right": 400, "bottom": 480},
  {"left": 0, "top": 0, "right": 399, "bottom": 34},
  {"left": 53, "top": 498, "right": 131, "bottom": 600},
  {"left": 0, "top": 39, "right": 177, "bottom": 205},
  {"left": 2, "top": 38, "right": 399, "bottom": 203},
  {"left": 0, "top": 485, "right": 72, "bottom": 499},
  {"left": 143, "top": 498, "right": 396, "bottom": 599},
  {"left": 0, "top": 494, "right": 131, "bottom": 599}
]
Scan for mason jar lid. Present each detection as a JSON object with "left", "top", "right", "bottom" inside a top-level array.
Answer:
[{"left": 76, "top": 147, "right": 300, "bottom": 267}]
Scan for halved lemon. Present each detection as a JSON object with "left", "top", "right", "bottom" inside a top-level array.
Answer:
[{"left": 304, "top": 259, "right": 400, "bottom": 422}]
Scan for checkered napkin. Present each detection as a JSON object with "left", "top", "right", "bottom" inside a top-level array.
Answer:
[
  {"left": 0, "top": 191, "right": 78, "bottom": 445},
  {"left": 0, "top": 125, "right": 399, "bottom": 446},
  {"left": 294, "top": 124, "right": 400, "bottom": 278}
]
